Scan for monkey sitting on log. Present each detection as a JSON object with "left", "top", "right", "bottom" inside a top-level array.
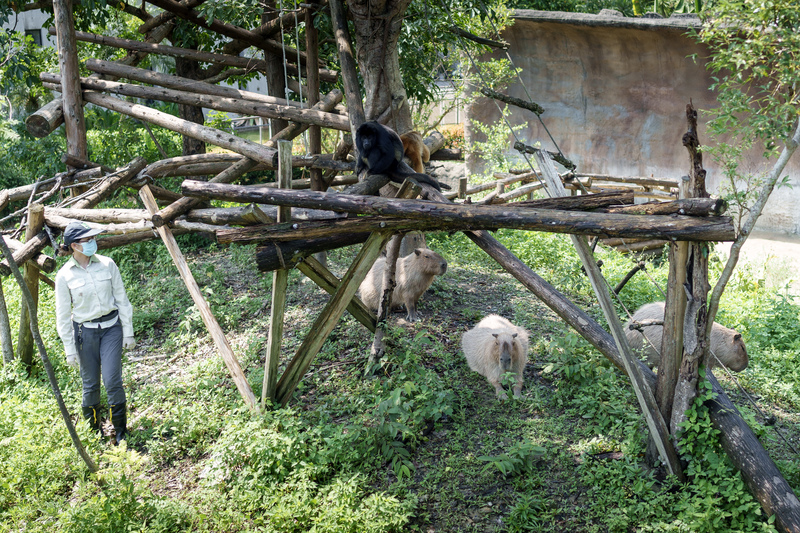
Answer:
[
  {"left": 400, "top": 131, "right": 431, "bottom": 173},
  {"left": 355, "top": 121, "right": 448, "bottom": 191}
]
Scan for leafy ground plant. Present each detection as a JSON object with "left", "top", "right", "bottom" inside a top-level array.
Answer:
[{"left": 0, "top": 230, "right": 798, "bottom": 532}]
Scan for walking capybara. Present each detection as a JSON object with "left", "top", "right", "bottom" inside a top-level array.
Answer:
[
  {"left": 462, "top": 315, "right": 530, "bottom": 399},
  {"left": 358, "top": 248, "right": 447, "bottom": 321}
]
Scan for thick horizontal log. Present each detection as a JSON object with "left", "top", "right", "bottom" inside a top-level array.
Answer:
[
  {"left": 59, "top": 28, "right": 338, "bottom": 82},
  {"left": 25, "top": 98, "right": 64, "bottom": 138},
  {"left": 138, "top": 153, "right": 244, "bottom": 180},
  {"left": 44, "top": 212, "right": 152, "bottom": 235},
  {"left": 256, "top": 234, "right": 369, "bottom": 272},
  {"left": 85, "top": 59, "right": 340, "bottom": 112},
  {"left": 515, "top": 190, "right": 634, "bottom": 211},
  {"left": 604, "top": 198, "right": 726, "bottom": 217},
  {"left": 43, "top": 74, "right": 350, "bottom": 132},
  {"left": 705, "top": 370, "right": 800, "bottom": 533},
  {"left": 0, "top": 232, "right": 49, "bottom": 276},
  {"left": 6, "top": 238, "right": 56, "bottom": 272},
  {"left": 3, "top": 168, "right": 101, "bottom": 204},
  {"left": 429, "top": 148, "right": 463, "bottom": 161},
  {"left": 45, "top": 207, "right": 150, "bottom": 223},
  {"left": 570, "top": 172, "right": 679, "bottom": 189},
  {"left": 61, "top": 154, "right": 113, "bottom": 173},
  {"left": 152, "top": 157, "right": 259, "bottom": 227},
  {"left": 186, "top": 204, "right": 274, "bottom": 226},
  {"left": 264, "top": 89, "right": 346, "bottom": 147},
  {"left": 181, "top": 180, "right": 737, "bottom": 242},
  {"left": 96, "top": 227, "right": 191, "bottom": 250},
  {"left": 82, "top": 91, "right": 278, "bottom": 166}
]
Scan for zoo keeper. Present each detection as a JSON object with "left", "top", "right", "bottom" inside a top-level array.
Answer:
[{"left": 55, "top": 221, "right": 135, "bottom": 444}]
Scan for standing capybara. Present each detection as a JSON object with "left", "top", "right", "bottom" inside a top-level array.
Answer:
[
  {"left": 624, "top": 301, "right": 749, "bottom": 371},
  {"left": 462, "top": 315, "right": 530, "bottom": 399},
  {"left": 358, "top": 248, "right": 447, "bottom": 321}
]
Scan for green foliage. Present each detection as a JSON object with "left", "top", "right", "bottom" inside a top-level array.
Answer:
[
  {"left": 0, "top": 117, "right": 65, "bottom": 190},
  {"left": 697, "top": 0, "right": 800, "bottom": 228},
  {"left": 478, "top": 441, "right": 546, "bottom": 476}
]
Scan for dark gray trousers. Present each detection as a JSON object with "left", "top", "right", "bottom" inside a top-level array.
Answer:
[{"left": 74, "top": 320, "right": 126, "bottom": 407}]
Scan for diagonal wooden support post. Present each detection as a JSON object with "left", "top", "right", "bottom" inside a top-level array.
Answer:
[
  {"left": 533, "top": 149, "right": 683, "bottom": 480},
  {"left": 275, "top": 180, "right": 421, "bottom": 406},
  {"left": 139, "top": 184, "right": 259, "bottom": 412},
  {"left": 296, "top": 256, "right": 376, "bottom": 332},
  {"left": 262, "top": 141, "right": 292, "bottom": 407}
]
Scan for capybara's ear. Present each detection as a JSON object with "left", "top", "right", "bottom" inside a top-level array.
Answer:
[
  {"left": 512, "top": 333, "right": 518, "bottom": 338},
  {"left": 414, "top": 249, "right": 422, "bottom": 256},
  {"left": 492, "top": 333, "right": 499, "bottom": 339},
  {"left": 734, "top": 334, "right": 742, "bottom": 340}
]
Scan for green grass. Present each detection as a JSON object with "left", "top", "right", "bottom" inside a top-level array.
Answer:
[{"left": 0, "top": 230, "right": 797, "bottom": 532}]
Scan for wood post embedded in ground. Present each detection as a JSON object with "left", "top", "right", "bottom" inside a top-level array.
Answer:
[
  {"left": 262, "top": 141, "right": 292, "bottom": 407},
  {"left": 139, "top": 184, "right": 259, "bottom": 412},
  {"left": 17, "top": 205, "right": 45, "bottom": 369}
]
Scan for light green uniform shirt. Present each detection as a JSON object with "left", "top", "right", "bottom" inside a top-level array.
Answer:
[{"left": 55, "top": 254, "right": 134, "bottom": 356}]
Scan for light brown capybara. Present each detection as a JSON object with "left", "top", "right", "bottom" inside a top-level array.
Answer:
[
  {"left": 624, "top": 301, "right": 748, "bottom": 371},
  {"left": 358, "top": 248, "right": 447, "bottom": 321},
  {"left": 462, "top": 315, "right": 530, "bottom": 399}
]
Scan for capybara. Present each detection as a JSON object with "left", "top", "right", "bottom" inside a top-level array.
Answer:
[
  {"left": 358, "top": 248, "right": 447, "bottom": 321},
  {"left": 462, "top": 314, "right": 530, "bottom": 399},
  {"left": 624, "top": 301, "right": 748, "bottom": 371},
  {"left": 398, "top": 232, "right": 427, "bottom": 257}
]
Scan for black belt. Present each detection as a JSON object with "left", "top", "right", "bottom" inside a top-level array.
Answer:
[{"left": 86, "top": 310, "right": 118, "bottom": 323}]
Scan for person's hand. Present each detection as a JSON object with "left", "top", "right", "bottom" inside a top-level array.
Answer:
[
  {"left": 66, "top": 353, "right": 79, "bottom": 370},
  {"left": 123, "top": 337, "right": 136, "bottom": 351}
]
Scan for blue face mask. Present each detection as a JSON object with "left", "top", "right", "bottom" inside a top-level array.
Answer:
[{"left": 79, "top": 239, "right": 98, "bottom": 257}]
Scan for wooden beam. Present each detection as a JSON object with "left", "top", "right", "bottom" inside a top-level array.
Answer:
[
  {"left": 535, "top": 149, "right": 683, "bottom": 480},
  {"left": 263, "top": 141, "right": 292, "bottom": 407},
  {"left": 42, "top": 74, "right": 350, "bottom": 131},
  {"left": 82, "top": 91, "right": 278, "bottom": 166},
  {"left": 52, "top": 0, "right": 87, "bottom": 168},
  {"left": 274, "top": 181, "right": 422, "bottom": 406},
  {"left": 17, "top": 204, "right": 44, "bottom": 367},
  {"left": 71, "top": 156, "right": 148, "bottom": 209},
  {"left": 296, "top": 256, "right": 376, "bottom": 333},
  {"left": 706, "top": 370, "right": 800, "bottom": 533},
  {"left": 84, "top": 59, "right": 338, "bottom": 111},
  {"left": 139, "top": 184, "right": 259, "bottom": 412},
  {"left": 152, "top": 157, "right": 259, "bottom": 227},
  {"left": 57, "top": 29, "right": 339, "bottom": 82},
  {"left": 181, "top": 180, "right": 737, "bottom": 242}
]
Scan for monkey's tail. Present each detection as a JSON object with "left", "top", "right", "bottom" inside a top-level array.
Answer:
[{"left": 404, "top": 173, "right": 450, "bottom": 192}]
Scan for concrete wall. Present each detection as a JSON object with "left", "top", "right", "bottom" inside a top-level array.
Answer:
[{"left": 467, "top": 10, "right": 800, "bottom": 235}]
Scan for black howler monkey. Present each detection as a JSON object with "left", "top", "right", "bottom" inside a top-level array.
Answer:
[{"left": 355, "top": 121, "right": 448, "bottom": 191}]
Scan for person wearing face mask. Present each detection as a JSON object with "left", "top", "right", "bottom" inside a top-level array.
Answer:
[{"left": 55, "top": 221, "right": 135, "bottom": 444}]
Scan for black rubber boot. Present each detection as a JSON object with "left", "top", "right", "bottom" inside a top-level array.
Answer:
[
  {"left": 81, "top": 405, "right": 103, "bottom": 437},
  {"left": 109, "top": 403, "right": 128, "bottom": 444}
]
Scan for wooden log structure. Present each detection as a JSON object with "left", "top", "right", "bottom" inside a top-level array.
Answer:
[
  {"left": 139, "top": 184, "right": 259, "bottom": 411},
  {"left": 137, "top": 0, "right": 206, "bottom": 34},
  {"left": 71, "top": 156, "right": 148, "bottom": 209},
  {"left": 706, "top": 371, "right": 800, "bottom": 533},
  {"left": 26, "top": 18, "right": 176, "bottom": 138},
  {"left": 16, "top": 205, "right": 45, "bottom": 367},
  {"left": 57, "top": 28, "right": 338, "bottom": 82},
  {"left": 84, "top": 59, "right": 343, "bottom": 113},
  {"left": 6, "top": 239, "right": 56, "bottom": 272},
  {"left": 80, "top": 91, "right": 278, "bottom": 166},
  {"left": 52, "top": 0, "right": 88, "bottom": 169},
  {"left": 514, "top": 190, "right": 634, "bottom": 211},
  {"left": 152, "top": 157, "right": 259, "bottom": 227},
  {"left": 256, "top": 234, "right": 369, "bottom": 272},
  {"left": 181, "top": 180, "right": 737, "bottom": 242},
  {"left": 41, "top": 74, "right": 350, "bottom": 132}
]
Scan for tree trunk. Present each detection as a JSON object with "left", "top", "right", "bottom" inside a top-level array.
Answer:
[
  {"left": 349, "top": 0, "right": 413, "bottom": 129},
  {"left": 262, "top": 1, "right": 289, "bottom": 135}
]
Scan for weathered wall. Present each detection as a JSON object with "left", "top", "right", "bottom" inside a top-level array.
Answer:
[{"left": 467, "top": 10, "right": 800, "bottom": 235}]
